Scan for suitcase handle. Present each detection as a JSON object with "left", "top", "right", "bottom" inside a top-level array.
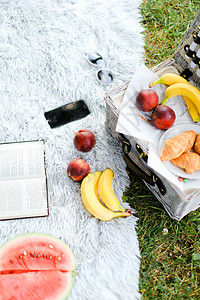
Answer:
[{"left": 119, "top": 134, "right": 166, "bottom": 196}]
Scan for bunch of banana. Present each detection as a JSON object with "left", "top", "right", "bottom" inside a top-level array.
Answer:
[
  {"left": 80, "top": 169, "right": 131, "bottom": 221},
  {"left": 149, "top": 73, "right": 200, "bottom": 123}
]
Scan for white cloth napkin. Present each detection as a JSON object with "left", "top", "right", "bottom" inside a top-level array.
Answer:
[{"left": 116, "top": 64, "right": 200, "bottom": 195}]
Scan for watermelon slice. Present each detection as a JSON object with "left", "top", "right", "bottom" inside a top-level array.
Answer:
[{"left": 0, "top": 233, "right": 76, "bottom": 300}]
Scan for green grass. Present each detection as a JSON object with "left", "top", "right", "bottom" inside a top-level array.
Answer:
[
  {"left": 124, "top": 2, "right": 200, "bottom": 299},
  {"left": 140, "top": 0, "right": 199, "bottom": 68}
]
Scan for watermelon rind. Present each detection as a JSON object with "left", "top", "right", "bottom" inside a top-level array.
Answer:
[{"left": 61, "top": 270, "right": 74, "bottom": 300}]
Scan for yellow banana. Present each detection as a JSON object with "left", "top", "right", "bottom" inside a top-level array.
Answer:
[
  {"left": 149, "top": 73, "right": 200, "bottom": 122},
  {"left": 162, "top": 82, "right": 200, "bottom": 114},
  {"left": 149, "top": 73, "right": 189, "bottom": 87},
  {"left": 98, "top": 168, "right": 126, "bottom": 212},
  {"left": 80, "top": 171, "right": 131, "bottom": 221},
  {"left": 182, "top": 96, "right": 200, "bottom": 123}
]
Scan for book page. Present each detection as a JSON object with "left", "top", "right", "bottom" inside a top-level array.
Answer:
[
  {"left": 0, "top": 141, "right": 48, "bottom": 220},
  {"left": 0, "top": 141, "right": 45, "bottom": 181},
  {"left": 0, "top": 177, "right": 48, "bottom": 219}
]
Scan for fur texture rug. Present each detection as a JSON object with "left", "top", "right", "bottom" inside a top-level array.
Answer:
[{"left": 0, "top": 0, "right": 145, "bottom": 299}]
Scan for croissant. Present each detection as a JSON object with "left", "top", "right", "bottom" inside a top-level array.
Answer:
[
  {"left": 194, "top": 133, "right": 200, "bottom": 155},
  {"left": 170, "top": 152, "right": 200, "bottom": 174},
  {"left": 160, "top": 130, "right": 196, "bottom": 161}
]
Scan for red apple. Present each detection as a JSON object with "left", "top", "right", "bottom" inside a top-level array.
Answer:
[
  {"left": 151, "top": 104, "right": 176, "bottom": 130},
  {"left": 73, "top": 129, "right": 96, "bottom": 152},
  {"left": 135, "top": 89, "right": 159, "bottom": 112},
  {"left": 67, "top": 158, "right": 90, "bottom": 181}
]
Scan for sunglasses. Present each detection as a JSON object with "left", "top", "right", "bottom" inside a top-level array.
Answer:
[{"left": 87, "top": 52, "right": 113, "bottom": 85}]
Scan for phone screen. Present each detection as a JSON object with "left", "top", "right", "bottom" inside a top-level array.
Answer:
[{"left": 44, "top": 100, "right": 90, "bottom": 128}]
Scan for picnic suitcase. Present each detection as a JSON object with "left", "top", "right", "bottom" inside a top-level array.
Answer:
[{"left": 105, "top": 10, "right": 200, "bottom": 221}]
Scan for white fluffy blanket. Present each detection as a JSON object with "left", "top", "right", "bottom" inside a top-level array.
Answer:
[{"left": 0, "top": 0, "right": 145, "bottom": 299}]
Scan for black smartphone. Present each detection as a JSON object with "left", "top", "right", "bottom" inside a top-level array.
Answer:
[{"left": 44, "top": 100, "right": 90, "bottom": 128}]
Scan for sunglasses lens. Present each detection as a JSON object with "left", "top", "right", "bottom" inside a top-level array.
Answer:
[
  {"left": 87, "top": 53, "right": 103, "bottom": 66},
  {"left": 97, "top": 70, "right": 113, "bottom": 85}
]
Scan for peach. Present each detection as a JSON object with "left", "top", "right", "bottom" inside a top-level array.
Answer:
[
  {"left": 67, "top": 158, "right": 90, "bottom": 181},
  {"left": 151, "top": 104, "right": 176, "bottom": 130},
  {"left": 135, "top": 89, "right": 159, "bottom": 112},
  {"left": 73, "top": 129, "right": 96, "bottom": 152}
]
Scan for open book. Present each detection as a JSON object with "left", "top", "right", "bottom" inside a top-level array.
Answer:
[{"left": 0, "top": 140, "right": 48, "bottom": 220}]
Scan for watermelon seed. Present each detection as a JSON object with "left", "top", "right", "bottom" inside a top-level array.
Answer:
[
  {"left": 49, "top": 244, "right": 54, "bottom": 249},
  {"left": 37, "top": 254, "right": 40, "bottom": 258},
  {"left": 34, "top": 254, "right": 37, "bottom": 258},
  {"left": 57, "top": 256, "right": 61, "bottom": 261},
  {"left": 30, "top": 253, "right": 34, "bottom": 257},
  {"left": 24, "top": 251, "right": 27, "bottom": 256},
  {"left": 10, "top": 259, "right": 14, "bottom": 263},
  {"left": 49, "top": 255, "right": 52, "bottom": 259},
  {"left": 19, "top": 255, "right": 23, "bottom": 259}
]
